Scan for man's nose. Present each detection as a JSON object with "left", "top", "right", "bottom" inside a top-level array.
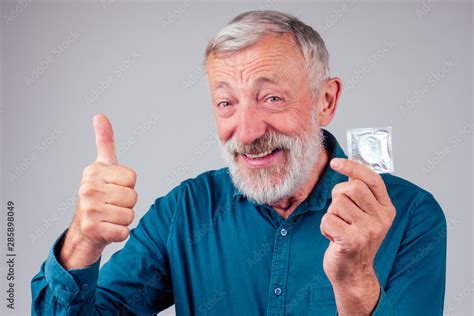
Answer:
[{"left": 235, "top": 104, "right": 267, "bottom": 145}]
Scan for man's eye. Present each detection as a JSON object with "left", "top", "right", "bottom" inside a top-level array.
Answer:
[
  {"left": 217, "top": 101, "right": 231, "bottom": 108},
  {"left": 266, "top": 96, "right": 283, "bottom": 102}
]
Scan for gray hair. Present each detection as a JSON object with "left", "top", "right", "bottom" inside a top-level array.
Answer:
[{"left": 204, "top": 10, "right": 330, "bottom": 98}]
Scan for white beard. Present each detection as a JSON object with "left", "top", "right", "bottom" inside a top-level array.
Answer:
[{"left": 219, "top": 115, "right": 323, "bottom": 205}]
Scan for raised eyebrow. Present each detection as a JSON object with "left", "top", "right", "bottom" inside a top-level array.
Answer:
[
  {"left": 212, "top": 76, "right": 282, "bottom": 92},
  {"left": 213, "top": 81, "right": 231, "bottom": 92},
  {"left": 253, "top": 76, "right": 281, "bottom": 86}
]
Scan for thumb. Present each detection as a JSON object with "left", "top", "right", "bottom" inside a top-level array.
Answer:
[{"left": 93, "top": 114, "right": 118, "bottom": 165}]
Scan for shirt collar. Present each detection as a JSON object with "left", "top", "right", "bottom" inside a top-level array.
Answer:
[{"left": 231, "top": 129, "right": 348, "bottom": 211}]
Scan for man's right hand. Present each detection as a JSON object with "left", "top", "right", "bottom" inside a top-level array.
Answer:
[{"left": 59, "top": 114, "right": 138, "bottom": 269}]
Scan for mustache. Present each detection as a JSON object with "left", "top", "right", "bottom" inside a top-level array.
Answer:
[{"left": 225, "top": 131, "right": 295, "bottom": 155}]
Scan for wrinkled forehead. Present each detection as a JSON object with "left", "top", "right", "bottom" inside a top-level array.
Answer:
[{"left": 206, "top": 33, "right": 306, "bottom": 85}]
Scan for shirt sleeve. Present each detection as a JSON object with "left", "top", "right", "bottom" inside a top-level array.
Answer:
[
  {"left": 372, "top": 191, "right": 447, "bottom": 315},
  {"left": 31, "top": 184, "right": 182, "bottom": 315},
  {"left": 30, "top": 230, "right": 101, "bottom": 314}
]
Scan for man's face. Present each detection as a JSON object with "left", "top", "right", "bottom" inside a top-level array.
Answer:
[{"left": 206, "top": 33, "right": 324, "bottom": 204}]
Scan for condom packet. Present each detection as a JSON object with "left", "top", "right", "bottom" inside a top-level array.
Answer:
[{"left": 346, "top": 127, "right": 394, "bottom": 174}]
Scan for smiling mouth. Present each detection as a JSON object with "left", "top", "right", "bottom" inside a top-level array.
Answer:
[
  {"left": 237, "top": 148, "right": 284, "bottom": 168},
  {"left": 242, "top": 148, "right": 280, "bottom": 159}
]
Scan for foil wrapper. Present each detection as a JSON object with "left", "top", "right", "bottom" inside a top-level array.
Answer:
[{"left": 346, "top": 127, "right": 394, "bottom": 173}]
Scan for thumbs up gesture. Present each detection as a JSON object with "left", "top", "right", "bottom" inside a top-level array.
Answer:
[{"left": 59, "top": 114, "right": 138, "bottom": 269}]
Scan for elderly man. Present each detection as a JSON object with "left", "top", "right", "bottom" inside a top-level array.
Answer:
[{"left": 32, "top": 10, "right": 446, "bottom": 315}]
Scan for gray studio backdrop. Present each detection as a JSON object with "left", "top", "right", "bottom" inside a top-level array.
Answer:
[{"left": 1, "top": 0, "right": 472, "bottom": 315}]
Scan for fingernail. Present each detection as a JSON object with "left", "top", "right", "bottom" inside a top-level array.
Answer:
[{"left": 330, "top": 158, "right": 342, "bottom": 170}]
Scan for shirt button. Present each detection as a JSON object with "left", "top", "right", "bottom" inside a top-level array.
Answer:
[
  {"left": 274, "top": 287, "right": 282, "bottom": 296},
  {"left": 280, "top": 228, "right": 288, "bottom": 237},
  {"left": 81, "top": 283, "right": 89, "bottom": 290}
]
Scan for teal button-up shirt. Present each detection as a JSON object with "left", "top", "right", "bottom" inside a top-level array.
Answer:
[{"left": 31, "top": 130, "right": 446, "bottom": 315}]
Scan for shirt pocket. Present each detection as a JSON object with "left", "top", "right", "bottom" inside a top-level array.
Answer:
[{"left": 307, "top": 284, "right": 337, "bottom": 316}]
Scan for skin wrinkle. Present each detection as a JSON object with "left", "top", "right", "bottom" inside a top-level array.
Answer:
[
  {"left": 211, "top": 67, "right": 289, "bottom": 99},
  {"left": 209, "top": 37, "right": 305, "bottom": 97}
]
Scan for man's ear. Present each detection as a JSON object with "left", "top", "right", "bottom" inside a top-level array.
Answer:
[{"left": 317, "top": 77, "right": 342, "bottom": 127}]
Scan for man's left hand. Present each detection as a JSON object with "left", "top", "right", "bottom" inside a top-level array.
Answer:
[{"left": 320, "top": 158, "right": 396, "bottom": 315}]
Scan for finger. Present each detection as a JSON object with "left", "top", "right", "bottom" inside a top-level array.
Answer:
[
  {"left": 330, "top": 158, "right": 390, "bottom": 205},
  {"left": 331, "top": 180, "right": 379, "bottom": 215},
  {"left": 103, "top": 184, "right": 138, "bottom": 208},
  {"left": 97, "top": 222, "right": 129, "bottom": 243},
  {"left": 94, "top": 114, "right": 118, "bottom": 165},
  {"left": 82, "top": 164, "right": 137, "bottom": 188},
  {"left": 100, "top": 204, "right": 135, "bottom": 226},
  {"left": 320, "top": 212, "right": 350, "bottom": 241},
  {"left": 105, "top": 165, "right": 137, "bottom": 188},
  {"left": 327, "top": 194, "right": 366, "bottom": 225}
]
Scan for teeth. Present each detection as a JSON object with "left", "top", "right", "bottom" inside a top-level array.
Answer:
[{"left": 244, "top": 149, "right": 274, "bottom": 159}]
